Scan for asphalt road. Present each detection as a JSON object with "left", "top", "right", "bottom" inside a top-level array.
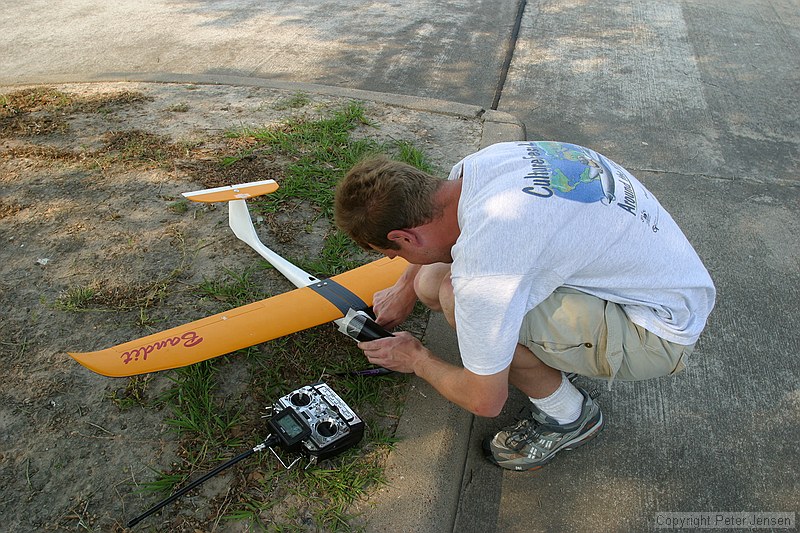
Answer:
[{"left": 2, "top": 1, "right": 798, "bottom": 531}]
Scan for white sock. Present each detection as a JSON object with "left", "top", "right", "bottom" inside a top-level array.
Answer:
[{"left": 530, "top": 373, "right": 584, "bottom": 425}]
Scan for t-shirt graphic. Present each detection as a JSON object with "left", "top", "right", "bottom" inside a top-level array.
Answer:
[
  {"left": 520, "top": 141, "right": 661, "bottom": 233},
  {"left": 526, "top": 142, "right": 615, "bottom": 205}
]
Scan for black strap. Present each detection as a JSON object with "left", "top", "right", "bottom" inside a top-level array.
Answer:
[{"left": 308, "top": 279, "right": 369, "bottom": 315}]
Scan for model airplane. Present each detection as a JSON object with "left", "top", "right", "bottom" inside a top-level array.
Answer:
[{"left": 68, "top": 180, "right": 407, "bottom": 377}]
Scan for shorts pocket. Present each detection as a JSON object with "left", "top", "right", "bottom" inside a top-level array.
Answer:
[
  {"left": 534, "top": 341, "right": 595, "bottom": 353},
  {"left": 519, "top": 288, "right": 612, "bottom": 379},
  {"left": 526, "top": 339, "right": 612, "bottom": 379}
]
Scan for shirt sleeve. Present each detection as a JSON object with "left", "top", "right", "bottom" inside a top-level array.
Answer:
[{"left": 452, "top": 269, "right": 563, "bottom": 375}]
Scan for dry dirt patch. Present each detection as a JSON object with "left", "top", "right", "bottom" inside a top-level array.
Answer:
[{"left": 0, "top": 82, "right": 481, "bottom": 531}]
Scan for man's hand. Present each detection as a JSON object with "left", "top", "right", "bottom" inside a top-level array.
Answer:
[
  {"left": 358, "top": 332, "right": 510, "bottom": 417},
  {"left": 372, "top": 264, "right": 421, "bottom": 329},
  {"left": 358, "top": 332, "right": 426, "bottom": 374},
  {"left": 372, "top": 284, "right": 418, "bottom": 330}
]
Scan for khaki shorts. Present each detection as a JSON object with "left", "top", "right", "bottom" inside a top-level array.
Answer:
[{"left": 518, "top": 288, "right": 694, "bottom": 387}]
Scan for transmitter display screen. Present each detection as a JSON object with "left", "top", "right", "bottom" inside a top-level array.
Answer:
[
  {"left": 276, "top": 412, "right": 304, "bottom": 437},
  {"left": 270, "top": 407, "right": 311, "bottom": 446}
]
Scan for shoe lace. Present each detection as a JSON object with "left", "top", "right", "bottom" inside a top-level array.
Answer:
[{"left": 504, "top": 406, "right": 545, "bottom": 451}]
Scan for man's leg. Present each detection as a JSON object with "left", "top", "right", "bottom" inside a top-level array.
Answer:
[
  {"left": 486, "top": 347, "right": 604, "bottom": 471},
  {"left": 413, "top": 263, "right": 455, "bottom": 326},
  {"left": 509, "top": 343, "right": 564, "bottom": 400},
  {"left": 486, "top": 291, "right": 607, "bottom": 471},
  {"left": 416, "top": 265, "right": 584, "bottom": 424}
]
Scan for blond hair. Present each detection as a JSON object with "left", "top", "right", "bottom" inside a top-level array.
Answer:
[{"left": 334, "top": 156, "right": 442, "bottom": 250}]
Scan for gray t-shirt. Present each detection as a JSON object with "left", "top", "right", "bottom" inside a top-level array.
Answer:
[{"left": 449, "top": 141, "right": 716, "bottom": 376}]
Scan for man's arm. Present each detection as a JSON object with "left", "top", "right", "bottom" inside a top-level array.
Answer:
[
  {"left": 359, "top": 332, "right": 509, "bottom": 417},
  {"left": 372, "top": 264, "right": 421, "bottom": 329}
]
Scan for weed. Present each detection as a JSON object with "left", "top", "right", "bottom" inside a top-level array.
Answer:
[
  {"left": 0, "top": 87, "right": 152, "bottom": 138},
  {"left": 289, "top": 229, "right": 364, "bottom": 278},
  {"left": 223, "top": 500, "right": 268, "bottom": 527},
  {"left": 166, "top": 198, "right": 189, "bottom": 214},
  {"left": 55, "top": 280, "right": 162, "bottom": 313},
  {"left": 303, "top": 451, "right": 388, "bottom": 530},
  {"left": 197, "top": 268, "right": 267, "bottom": 307},
  {"left": 166, "top": 102, "right": 190, "bottom": 113},
  {"left": 242, "top": 103, "right": 377, "bottom": 217},
  {"left": 0, "top": 87, "right": 73, "bottom": 116},
  {"left": 274, "top": 92, "right": 311, "bottom": 110},
  {"left": 70, "top": 90, "right": 152, "bottom": 113},
  {"left": 137, "top": 468, "right": 190, "bottom": 496},
  {"left": 1, "top": 144, "right": 85, "bottom": 163},
  {"left": 55, "top": 286, "right": 97, "bottom": 312},
  {"left": 365, "top": 424, "right": 400, "bottom": 450},
  {"left": 0, "top": 334, "right": 29, "bottom": 361},
  {"left": 394, "top": 139, "right": 434, "bottom": 172},
  {"left": 0, "top": 199, "right": 29, "bottom": 220},
  {"left": 136, "top": 307, "right": 159, "bottom": 328},
  {"left": 101, "top": 130, "right": 181, "bottom": 167},
  {"left": 108, "top": 374, "right": 154, "bottom": 410},
  {"left": 161, "top": 361, "right": 246, "bottom": 472}
]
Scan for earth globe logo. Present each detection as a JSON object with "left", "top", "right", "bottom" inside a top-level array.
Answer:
[{"left": 542, "top": 144, "right": 616, "bottom": 205}]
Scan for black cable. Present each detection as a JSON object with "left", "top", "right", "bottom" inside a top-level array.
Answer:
[{"left": 127, "top": 436, "right": 279, "bottom": 528}]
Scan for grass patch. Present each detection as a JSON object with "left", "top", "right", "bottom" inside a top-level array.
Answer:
[
  {"left": 99, "top": 130, "right": 188, "bottom": 168},
  {"left": 54, "top": 285, "right": 97, "bottom": 312},
  {"left": 0, "top": 87, "right": 74, "bottom": 115},
  {"left": 0, "top": 86, "right": 151, "bottom": 137},
  {"left": 223, "top": 102, "right": 434, "bottom": 276},
  {"left": 55, "top": 277, "right": 172, "bottom": 314},
  {"left": 1, "top": 128, "right": 190, "bottom": 171},
  {"left": 108, "top": 374, "right": 155, "bottom": 410},
  {"left": 228, "top": 102, "right": 434, "bottom": 217},
  {"left": 166, "top": 102, "right": 190, "bottom": 113},
  {"left": 166, "top": 198, "right": 190, "bottom": 214},
  {"left": 197, "top": 268, "right": 268, "bottom": 307},
  {"left": 0, "top": 86, "right": 149, "bottom": 115},
  {"left": 99, "top": 101, "right": 432, "bottom": 530},
  {"left": 163, "top": 361, "right": 245, "bottom": 455},
  {"left": 138, "top": 470, "right": 190, "bottom": 496}
]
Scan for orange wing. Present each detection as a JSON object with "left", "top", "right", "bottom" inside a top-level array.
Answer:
[
  {"left": 182, "top": 180, "right": 279, "bottom": 202},
  {"left": 68, "top": 257, "right": 408, "bottom": 377}
]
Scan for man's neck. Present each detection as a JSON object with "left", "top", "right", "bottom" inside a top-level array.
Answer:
[{"left": 434, "top": 178, "right": 462, "bottom": 248}]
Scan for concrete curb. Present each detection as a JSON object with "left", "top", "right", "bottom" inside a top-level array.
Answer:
[
  {"left": 356, "top": 315, "right": 471, "bottom": 533},
  {"left": 348, "top": 104, "right": 523, "bottom": 532}
]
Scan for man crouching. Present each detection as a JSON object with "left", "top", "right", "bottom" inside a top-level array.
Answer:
[{"left": 334, "top": 142, "right": 715, "bottom": 471}]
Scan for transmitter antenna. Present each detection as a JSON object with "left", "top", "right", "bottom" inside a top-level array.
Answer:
[{"left": 127, "top": 436, "right": 278, "bottom": 528}]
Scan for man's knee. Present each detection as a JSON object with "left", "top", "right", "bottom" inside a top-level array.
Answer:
[
  {"left": 508, "top": 343, "right": 564, "bottom": 397},
  {"left": 414, "top": 263, "right": 452, "bottom": 314}
]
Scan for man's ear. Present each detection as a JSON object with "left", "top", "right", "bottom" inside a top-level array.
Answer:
[{"left": 387, "top": 229, "right": 419, "bottom": 245}]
